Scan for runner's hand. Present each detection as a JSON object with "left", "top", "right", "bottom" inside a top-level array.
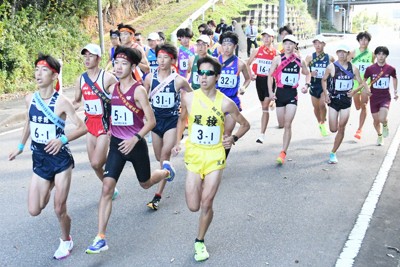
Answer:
[
  {"left": 301, "top": 86, "right": 308, "bottom": 94},
  {"left": 44, "top": 139, "right": 63, "bottom": 155},
  {"left": 347, "top": 90, "right": 355, "bottom": 97},
  {"left": 251, "top": 74, "right": 257, "bottom": 81},
  {"left": 324, "top": 92, "right": 331, "bottom": 104},
  {"left": 118, "top": 138, "right": 137, "bottom": 155},
  {"left": 9, "top": 149, "right": 22, "bottom": 161},
  {"left": 239, "top": 86, "right": 246, "bottom": 95},
  {"left": 222, "top": 135, "right": 234, "bottom": 149},
  {"left": 268, "top": 93, "right": 276, "bottom": 101},
  {"left": 171, "top": 145, "right": 181, "bottom": 156}
]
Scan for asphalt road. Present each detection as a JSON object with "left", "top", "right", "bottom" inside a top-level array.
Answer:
[{"left": 1, "top": 32, "right": 400, "bottom": 267}]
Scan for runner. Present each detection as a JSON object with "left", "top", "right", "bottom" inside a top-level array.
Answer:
[
  {"left": 216, "top": 31, "right": 251, "bottom": 157},
  {"left": 247, "top": 28, "right": 278, "bottom": 144},
  {"left": 187, "top": 35, "right": 211, "bottom": 90},
  {"left": 321, "top": 44, "right": 364, "bottom": 164},
  {"left": 359, "top": 46, "right": 398, "bottom": 146},
  {"left": 85, "top": 46, "right": 176, "bottom": 254},
  {"left": 146, "top": 32, "right": 160, "bottom": 74},
  {"left": 268, "top": 35, "right": 309, "bottom": 164},
  {"left": 244, "top": 19, "right": 258, "bottom": 58},
  {"left": 143, "top": 43, "right": 192, "bottom": 210},
  {"left": 202, "top": 28, "right": 222, "bottom": 57},
  {"left": 134, "top": 32, "right": 150, "bottom": 51},
  {"left": 177, "top": 27, "right": 196, "bottom": 78},
  {"left": 9, "top": 54, "right": 87, "bottom": 259},
  {"left": 171, "top": 56, "right": 250, "bottom": 262},
  {"left": 73, "top": 44, "right": 119, "bottom": 199},
  {"left": 277, "top": 25, "right": 293, "bottom": 53},
  {"left": 348, "top": 31, "right": 375, "bottom": 140},
  {"left": 303, "top": 35, "right": 335, "bottom": 136},
  {"left": 117, "top": 23, "right": 150, "bottom": 77},
  {"left": 105, "top": 29, "right": 120, "bottom": 72}
]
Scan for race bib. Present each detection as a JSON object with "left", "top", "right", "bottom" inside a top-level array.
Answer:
[
  {"left": 373, "top": 77, "right": 390, "bottom": 89},
  {"left": 311, "top": 67, "right": 326, "bottom": 79},
  {"left": 192, "top": 72, "right": 200, "bottom": 86},
  {"left": 30, "top": 122, "right": 56, "bottom": 144},
  {"left": 281, "top": 73, "right": 299, "bottom": 86},
  {"left": 190, "top": 124, "right": 220, "bottom": 145},
  {"left": 152, "top": 92, "right": 175, "bottom": 108},
  {"left": 179, "top": 59, "right": 189, "bottom": 71},
  {"left": 84, "top": 99, "right": 103, "bottom": 115},
  {"left": 111, "top": 106, "right": 134, "bottom": 126},
  {"left": 256, "top": 59, "right": 272, "bottom": 75},
  {"left": 356, "top": 63, "right": 371, "bottom": 74},
  {"left": 335, "top": 79, "right": 353, "bottom": 91},
  {"left": 218, "top": 74, "right": 238, "bottom": 88}
]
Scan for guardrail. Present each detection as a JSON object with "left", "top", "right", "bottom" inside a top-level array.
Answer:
[{"left": 170, "top": 0, "right": 220, "bottom": 46}]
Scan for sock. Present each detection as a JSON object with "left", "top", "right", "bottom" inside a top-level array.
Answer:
[
  {"left": 195, "top": 238, "right": 204, "bottom": 243},
  {"left": 98, "top": 233, "right": 106, "bottom": 239},
  {"left": 383, "top": 123, "right": 387, "bottom": 127},
  {"left": 155, "top": 193, "right": 162, "bottom": 199}
]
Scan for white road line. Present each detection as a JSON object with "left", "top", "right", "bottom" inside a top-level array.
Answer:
[
  {"left": 0, "top": 127, "right": 23, "bottom": 136},
  {"left": 335, "top": 124, "right": 400, "bottom": 267}
]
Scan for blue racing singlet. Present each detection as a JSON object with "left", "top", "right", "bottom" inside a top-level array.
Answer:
[{"left": 150, "top": 70, "right": 180, "bottom": 118}]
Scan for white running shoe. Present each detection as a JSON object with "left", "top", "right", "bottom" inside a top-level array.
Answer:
[{"left": 53, "top": 236, "right": 73, "bottom": 260}]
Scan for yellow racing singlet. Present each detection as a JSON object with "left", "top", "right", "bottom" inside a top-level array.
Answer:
[
  {"left": 352, "top": 48, "right": 373, "bottom": 90},
  {"left": 186, "top": 90, "right": 225, "bottom": 149}
]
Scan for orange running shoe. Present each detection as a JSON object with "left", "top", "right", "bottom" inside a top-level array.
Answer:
[
  {"left": 354, "top": 129, "right": 362, "bottom": 140},
  {"left": 276, "top": 151, "right": 286, "bottom": 164}
]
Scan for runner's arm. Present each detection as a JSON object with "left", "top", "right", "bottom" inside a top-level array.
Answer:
[
  {"left": 171, "top": 92, "right": 190, "bottom": 156},
  {"left": 239, "top": 59, "right": 251, "bottom": 95},
  {"left": 104, "top": 72, "right": 118, "bottom": 94},
  {"left": 321, "top": 63, "right": 333, "bottom": 104},
  {"left": 9, "top": 94, "right": 32, "bottom": 160},
  {"left": 221, "top": 97, "right": 250, "bottom": 148},
  {"left": 73, "top": 77, "right": 82, "bottom": 110},
  {"left": 392, "top": 77, "right": 398, "bottom": 100},
  {"left": 267, "top": 56, "right": 279, "bottom": 98}
]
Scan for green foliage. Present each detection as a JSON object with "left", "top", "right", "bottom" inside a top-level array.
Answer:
[{"left": 0, "top": 1, "right": 90, "bottom": 94}]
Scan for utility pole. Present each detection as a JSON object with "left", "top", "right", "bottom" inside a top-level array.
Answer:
[
  {"left": 97, "top": 0, "right": 105, "bottom": 54},
  {"left": 317, "top": 0, "right": 321, "bottom": 34},
  {"left": 278, "top": 0, "right": 286, "bottom": 41}
]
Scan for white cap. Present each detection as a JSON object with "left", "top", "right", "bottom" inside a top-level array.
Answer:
[
  {"left": 147, "top": 32, "right": 160, "bottom": 41},
  {"left": 261, "top": 28, "right": 275, "bottom": 36},
  {"left": 282, "top": 34, "right": 298, "bottom": 44},
  {"left": 336, "top": 44, "right": 350, "bottom": 52},
  {"left": 81, "top": 44, "right": 101, "bottom": 57},
  {"left": 196, "top": 35, "right": 210, "bottom": 45},
  {"left": 312, "top": 34, "right": 325, "bottom": 43}
]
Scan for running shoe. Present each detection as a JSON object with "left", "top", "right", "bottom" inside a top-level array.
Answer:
[
  {"left": 85, "top": 236, "right": 108, "bottom": 254},
  {"left": 276, "top": 151, "right": 286, "bottom": 165},
  {"left": 328, "top": 152, "right": 338, "bottom": 164},
  {"left": 319, "top": 123, "right": 328, "bottom": 137},
  {"left": 147, "top": 195, "right": 161, "bottom": 210},
  {"left": 377, "top": 135, "right": 384, "bottom": 146},
  {"left": 163, "top": 161, "right": 176, "bottom": 182},
  {"left": 256, "top": 135, "right": 264, "bottom": 144},
  {"left": 112, "top": 187, "right": 119, "bottom": 200},
  {"left": 382, "top": 124, "right": 389, "bottom": 138},
  {"left": 354, "top": 129, "right": 362, "bottom": 140},
  {"left": 194, "top": 241, "right": 209, "bottom": 262},
  {"left": 53, "top": 236, "right": 73, "bottom": 260}
]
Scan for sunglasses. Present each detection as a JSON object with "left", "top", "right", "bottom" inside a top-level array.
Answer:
[{"left": 198, "top": 70, "right": 216, "bottom": 76}]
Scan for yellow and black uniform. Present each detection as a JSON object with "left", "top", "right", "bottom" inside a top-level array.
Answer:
[{"left": 184, "top": 90, "right": 226, "bottom": 178}]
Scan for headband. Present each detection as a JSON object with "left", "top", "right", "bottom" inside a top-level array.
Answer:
[
  {"left": 158, "top": 50, "right": 175, "bottom": 60},
  {"left": 119, "top": 27, "right": 135, "bottom": 35},
  {"left": 222, "top": 38, "right": 236, "bottom": 44},
  {"left": 36, "top": 60, "right": 60, "bottom": 91},
  {"left": 36, "top": 60, "right": 59, "bottom": 74},
  {"left": 115, "top": 53, "right": 135, "bottom": 65}
]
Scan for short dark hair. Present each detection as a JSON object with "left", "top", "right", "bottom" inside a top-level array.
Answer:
[
  {"left": 134, "top": 32, "right": 142, "bottom": 37},
  {"left": 113, "top": 46, "right": 142, "bottom": 66},
  {"left": 374, "top": 46, "right": 389, "bottom": 56},
  {"left": 202, "top": 28, "right": 214, "bottom": 36},
  {"left": 356, "top": 31, "right": 371, "bottom": 42},
  {"left": 156, "top": 43, "right": 178, "bottom": 59},
  {"left": 207, "top": 20, "right": 216, "bottom": 28},
  {"left": 219, "top": 31, "right": 239, "bottom": 45},
  {"left": 279, "top": 25, "right": 293, "bottom": 35},
  {"left": 117, "top": 23, "right": 136, "bottom": 34},
  {"left": 158, "top": 31, "right": 166, "bottom": 41},
  {"left": 35, "top": 53, "right": 61, "bottom": 74},
  {"left": 198, "top": 23, "right": 208, "bottom": 30},
  {"left": 110, "top": 30, "right": 120, "bottom": 37},
  {"left": 197, "top": 56, "right": 222, "bottom": 75}
]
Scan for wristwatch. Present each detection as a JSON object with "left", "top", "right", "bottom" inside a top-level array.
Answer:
[{"left": 232, "top": 135, "right": 239, "bottom": 143}]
